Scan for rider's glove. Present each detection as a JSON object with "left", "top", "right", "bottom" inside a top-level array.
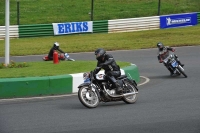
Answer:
[
  {"left": 172, "top": 49, "right": 175, "bottom": 52},
  {"left": 98, "top": 63, "right": 105, "bottom": 67}
]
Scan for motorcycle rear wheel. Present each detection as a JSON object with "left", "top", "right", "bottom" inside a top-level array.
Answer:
[
  {"left": 78, "top": 86, "right": 99, "bottom": 108},
  {"left": 122, "top": 81, "right": 138, "bottom": 104}
]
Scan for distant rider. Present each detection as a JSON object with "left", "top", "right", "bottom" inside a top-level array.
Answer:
[
  {"left": 94, "top": 48, "right": 123, "bottom": 94},
  {"left": 48, "top": 42, "right": 65, "bottom": 60},
  {"left": 157, "top": 42, "right": 184, "bottom": 75}
]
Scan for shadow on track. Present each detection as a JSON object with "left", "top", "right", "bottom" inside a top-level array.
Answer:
[{"left": 148, "top": 74, "right": 187, "bottom": 80}]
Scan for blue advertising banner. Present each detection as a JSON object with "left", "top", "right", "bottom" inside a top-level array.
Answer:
[
  {"left": 52, "top": 21, "right": 93, "bottom": 35},
  {"left": 160, "top": 13, "right": 198, "bottom": 29}
]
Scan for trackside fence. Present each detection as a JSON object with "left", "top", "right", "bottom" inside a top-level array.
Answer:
[
  {"left": 0, "top": 25, "right": 19, "bottom": 38},
  {"left": 93, "top": 20, "right": 108, "bottom": 33},
  {"left": 108, "top": 16, "right": 160, "bottom": 33},
  {"left": 0, "top": 12, "right": 199, "bottom": 39},
  {"left": 18, "top": 24, "right": 54, "bottom": 38}
]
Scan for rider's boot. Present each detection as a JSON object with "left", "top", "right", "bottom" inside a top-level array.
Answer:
[
  {"left": 115, "top": 82, "right": 123, "bottom": 94},
  {"left": 107, "top": 76, "right": 123, "bottom": 94}
]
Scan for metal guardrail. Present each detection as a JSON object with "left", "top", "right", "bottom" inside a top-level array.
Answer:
[
  {"left": 0, "top": 12, "right": 199, "bottom": 39},
  {"left": 93, "top": 20, "right": 108, "bottom": 33},
  {"left": 198, "top": 12, "right": 200, "bottom": 24},
  {"left": 18, "top": 24, "right": 54, "bottom": 38},
  {"left": 0, "top": 25, "right": 19, "bottom": 39},
  {"left": 108, "top": 16, "right": 160, "bottom": 33}
]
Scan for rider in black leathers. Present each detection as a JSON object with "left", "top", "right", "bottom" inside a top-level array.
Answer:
[
  {"left": 48, "top": 42, "right": 65, "bottom": 60},
  {"left": 157, "top": 42, "right": 184, "bottom": 75},
  {"left": 94, "top": 48, "right": 123, "bottom": 94}
]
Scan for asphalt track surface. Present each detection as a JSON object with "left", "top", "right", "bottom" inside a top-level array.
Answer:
[{"left": 0, "top": 46, "right": 200, "bottom": 133}]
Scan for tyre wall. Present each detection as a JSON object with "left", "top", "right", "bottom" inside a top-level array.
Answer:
[{"left": 0, "top": 64, "right": 139, "bottom": 99}]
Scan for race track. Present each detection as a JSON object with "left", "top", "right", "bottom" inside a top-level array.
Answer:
[{"left": 0, "top": 46, "right": 200, "bottom": 133}]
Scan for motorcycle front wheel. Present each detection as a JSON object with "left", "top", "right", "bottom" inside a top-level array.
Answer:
[
  {"left": 122, "top": 81, "right": 138, "bottom": 104},
  {"left": 78, "top": 86, "right": 99, "bottom": 108},
  {"left": 177, "top": 66, "right": 187, "bottom": 78}
]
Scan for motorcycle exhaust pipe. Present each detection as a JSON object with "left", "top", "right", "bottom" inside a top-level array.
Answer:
[
  {"left": 178, "top": 65, "right": 184, "bottom": 71},
  {"left": 103, "top": 86, "right": 138, "bottom": 98},
  {"left": 123, "top": 92, "right": 138, "bottom": 97}
]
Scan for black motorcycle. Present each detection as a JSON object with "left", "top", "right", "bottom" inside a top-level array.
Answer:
[
  {"left": 163, "top": 53, "right": 187, "bottom": 78},
  {"left": 78, "top": 67, "right": 139, "bottom": 108}
]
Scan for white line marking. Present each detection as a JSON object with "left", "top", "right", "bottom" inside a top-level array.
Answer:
[
  {"left": 0, "top": 76, "right": 149, "bottom": 102},
  {"left": 138, "top": 76, "right": 150, "bottom": 86}
]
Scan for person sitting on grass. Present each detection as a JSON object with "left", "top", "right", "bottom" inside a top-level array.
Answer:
[{"left": 47, "top": 42, "right": 65, "bottom": 60}]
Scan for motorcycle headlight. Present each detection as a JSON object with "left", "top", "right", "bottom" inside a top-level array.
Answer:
[
  {"left": 169, "top": 54, "right": 174, "bottom": 59},
  {"left": 83, "top": 72, "right": 90, "bottom": 80}
]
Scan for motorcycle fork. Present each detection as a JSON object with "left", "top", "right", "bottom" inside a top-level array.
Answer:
[
  {"left": 88, "top": 84, "right": 101, "bottom": 100},
  {"left": 168, "top": 65, "right": 175, "bottom": 72},
  {"left": 122, "top": 79, "right": 138, "bottom": 92},
  {"left": 122, "top": 79, "right": 129, "bottom": 93}
]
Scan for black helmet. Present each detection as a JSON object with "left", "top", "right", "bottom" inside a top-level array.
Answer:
[
  {"left": 95, "top": 48, "right": 106, "bottom": 61},
  {"left": 53, "top": 42, "right": 59, "bottom": 49},
  {"left": 157, "top": 42, "right": 164, "bottom": 51}
]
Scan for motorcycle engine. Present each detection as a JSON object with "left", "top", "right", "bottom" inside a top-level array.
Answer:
[{"left": 107, "top": 89, "right": 116, "bottom": 95}]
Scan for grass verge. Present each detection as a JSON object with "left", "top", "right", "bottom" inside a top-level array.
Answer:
[
  {"left": 0, "top": 61, "right": 131, "bottom": 78},
  {"left": 0, "top": 25, "right": 200, "bottom": 57},
  {"left": 0, "top": 0, "right": 199, "bottom": 25},
  {"left": 0, "top": 25, "right": 199, "bottom": 78}
]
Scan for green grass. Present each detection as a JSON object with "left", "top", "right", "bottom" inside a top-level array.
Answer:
[
  {"left": 0, "top": 61, "right": 131, "bottom": 78},
  {"left": 0, "top": 0, "right": 199, "bottom": 25},
  {"left": 0, "top": 0, "right": 199, "bottom": 78},
  {"left": 0, "top": 25, "right": 199, "bottom": 78},
  {"left": 0, "top": 25, "right": 200, "bottom": 57}
]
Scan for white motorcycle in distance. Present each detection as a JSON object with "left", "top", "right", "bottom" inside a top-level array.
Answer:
[{"left": 163, "top": 53, "right": 187, "bottom": 78}]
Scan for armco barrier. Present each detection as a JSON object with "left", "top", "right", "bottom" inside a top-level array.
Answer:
[
  {"left": 198, "top": 12, "right": 200, "bottom": 24},
  {"left": 1, "top": 12, "right": 199, "bottom": 39},
  {"left": 108, "top": 16, "right": 159, "bottom": 33},
  {"left": 0, "top": 25, "right": 19, "bottom": 39},
  {"left": 0, "top": 65, "right": 140, "bottom": 99},
  {"left": 93, "top": 20, "right": 108, "bottom": 33},
  {"left": 18, "top": 24, "right": 54, "bottom": 38}
]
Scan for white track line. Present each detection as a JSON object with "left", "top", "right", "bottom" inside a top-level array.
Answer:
[
  {"left": 138, "top": 76, "right": 150, "bottom": 86},
  {"left": 0, "top": 76, "right": 149, "bottom": 102}
]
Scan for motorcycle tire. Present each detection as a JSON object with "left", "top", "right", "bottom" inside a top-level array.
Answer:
[
  {"left": 78, "top": 86, "right": 99, "bottom": 108},
  {"left": 122, "top": 81, "right": 138, "bottom": 104},
  {"left": 177, "top": 66, "right": 187, "bottom": 78}
]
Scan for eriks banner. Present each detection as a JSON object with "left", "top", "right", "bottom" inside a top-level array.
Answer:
[{"left": 53, "top": 21, "right": 93, "bottom": 35}]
